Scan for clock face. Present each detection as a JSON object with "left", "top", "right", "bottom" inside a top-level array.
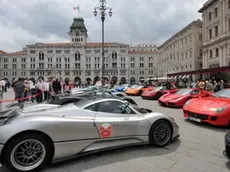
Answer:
[{"left": 74, "top": 30, "right": 80, "bottom": 36}]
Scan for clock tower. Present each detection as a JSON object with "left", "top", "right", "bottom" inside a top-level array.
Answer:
[{"left": 68, "top": 17, "right": 88, "bottom": 45}]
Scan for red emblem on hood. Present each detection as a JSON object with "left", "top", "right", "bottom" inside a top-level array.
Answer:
[{"left": 100, "top": 123, "right": 112, "bottom": 138}]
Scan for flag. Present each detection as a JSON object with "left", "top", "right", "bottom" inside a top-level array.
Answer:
[
  {"left": 73, "top": 6, "right": 80, "bottom": 11},
  {"left": 73, "top": 6, "right": 80, "bottom": 17}
]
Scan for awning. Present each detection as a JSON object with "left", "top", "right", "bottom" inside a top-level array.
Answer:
[{"left": 167, "top": 66, "right": 230, "bottom": 77}]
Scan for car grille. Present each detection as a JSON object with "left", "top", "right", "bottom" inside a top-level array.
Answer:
[
  {"left": 168, "top": 102, "right": 175, "bottom": 106},
  {"left": 187, "top": 111, "right": 208, "bottom": 120}
]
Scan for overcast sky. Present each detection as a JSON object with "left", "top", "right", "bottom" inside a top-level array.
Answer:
[{"left": 0, "top": 0, "right": 205, "bottom": 52}]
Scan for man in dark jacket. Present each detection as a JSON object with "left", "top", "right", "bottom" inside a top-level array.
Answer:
[
  {"left": 52, "top": 78, "right": 61, "bottom": 94},
  {"left": 14, "top": 78, "right": 25, "bottom": 109}
]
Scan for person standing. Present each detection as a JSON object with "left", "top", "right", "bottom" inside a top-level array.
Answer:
[
  {"left": 14, "top": 78, "right": 25, "bottom": 109},
  {"left": 43, "top": 79, "right": 51, "bottom": 101},
  {"left": 52, "top": 78, "right": 61, "bottom": 94},
  {"left": 36, "top": 78, "right": 43, "bottom": 103}
]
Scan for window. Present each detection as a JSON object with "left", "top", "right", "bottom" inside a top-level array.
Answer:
[
  {"left": 47, "top": 50, "right": 53, "bottom": 54},
  {"left": 209, "top": 29, "right": 212, "bottom": 39},
  {"left": 75, "top": 52, "right": 80, "bottom": 61},
  {"left": 85, "top": 103, "right": 99, "bottom": 112},
  {"left": 64, "top": 50, "right": 70, "bottom": 54},
  {"left": 210, "top": 50, "right": 213, "bottom": 58},
  {"left": 30, "top": 50, "right": 36, "bottom": 54},
  {"left": 216, "top": 48, "right": 219, "bottom": 57},
  {"left": 120, "top": 50, "right": 126, "bottom": 53},
  {"left": 56, "top": 50, "right": 61, "bottom": 54},
  {"left": 97, "top": 101, "right": 135, "bottom": 114},
  {"left": 229, "top": 0, "right": 230, "bottom": 9},
  {"left": 199, "top": 34, "right": 202, "bottom": 41},
  {"left": 215, "top": 8, "right": 218, "bottom": 17},
  {"left": 209, "top": 12, "right": 212, "bottom": 21},
  {"left": 229, "top": 19, "right": 230, "bottom": 31},
  {"left": 215, "top": 26, "right": 218, "bottom": 36},
  {"left": 139, "top": 63, "right": 144, "bottom": 68},
  {"left": 94, "top": 50, "right": 100, "bottom": 53}
]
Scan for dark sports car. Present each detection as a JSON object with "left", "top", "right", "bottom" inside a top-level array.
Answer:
[{"left": 49, "top": 90, "right": 137, "bottom": 105}]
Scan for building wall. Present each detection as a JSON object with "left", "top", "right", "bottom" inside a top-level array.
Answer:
[
  {"left": 0, "top": 43, "right": 159, "bottom": 83},
  {"left": 199, "top": 0, "right": 230, "bottom": 70},
  {"left": 158, "top": 20, "right": 203, "bottom": 78}
]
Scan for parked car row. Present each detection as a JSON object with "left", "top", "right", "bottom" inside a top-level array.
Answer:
[
  {"left": 117, "top": 84, "right": 230, "bottom": 162},
  {"left": 0, "top": 86, "right": 180, "bottom": 172}
]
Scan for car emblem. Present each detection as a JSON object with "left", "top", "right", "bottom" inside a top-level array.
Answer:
[{"left": 100, "top": 123, "right": 112, "bottom": 138}]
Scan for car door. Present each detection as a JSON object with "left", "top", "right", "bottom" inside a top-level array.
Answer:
[{"left": 94, "top": 100, "right": 144, "bottom": 139}]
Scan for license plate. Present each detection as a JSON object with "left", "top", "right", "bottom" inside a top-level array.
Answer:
[{"left": 188, "top": 117, "right": 201, "bottom": 122}]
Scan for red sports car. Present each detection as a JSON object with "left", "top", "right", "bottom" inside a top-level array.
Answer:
[
  {"left": 141, "top": 86, "right": 178, "bottom": 100},
  {"left": 183, "top": 89, "right": 230, "bottom": 127},
  {"left": 158, "top": 88, "right": 211, "bottom": 107}
]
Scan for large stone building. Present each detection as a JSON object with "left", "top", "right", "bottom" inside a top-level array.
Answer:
[
  {"left": 158, "top": 19, "right": 203, "bottom": 79},
  {"left": 128, "top": 44, "right": 158, "bottom": 83},
  {"left": 0, "top": 17, "right": 159, "bottom": 84},
  {"left": 198, "top": 0, "right": 230, "bottom": 79}
]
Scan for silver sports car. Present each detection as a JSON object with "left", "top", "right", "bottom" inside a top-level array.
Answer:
[{"left": 0, "top": 98, "right": 179, "bottom": 172}]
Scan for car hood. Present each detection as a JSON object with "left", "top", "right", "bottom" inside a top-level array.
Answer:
[
  {"left": 22, "top": 103, "right": 61, "bottom": 112},
  {"left": 188, "top": 97, "right": 230, "bottom": 109},
  {"left": 164, "top": 94, "right": 187, "bottom": 100},
  {"left": 142, "top": 91, "right": 156, "bottom": 96}
]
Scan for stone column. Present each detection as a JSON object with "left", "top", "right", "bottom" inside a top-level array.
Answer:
[{"left": 222, "top": 1, "right": 226, "bottom": 34}]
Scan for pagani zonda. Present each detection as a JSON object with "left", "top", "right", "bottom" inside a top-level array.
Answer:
[{"left": 0, "top": 98, "right": 179, "bottom": 172}]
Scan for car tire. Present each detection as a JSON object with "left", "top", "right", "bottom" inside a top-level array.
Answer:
[
  {"left": 4, "top": 133, "right": 53, "bottom": 172},
  {"left": 138, "top": 90, "right": 143, "bottom": 96},
  {"left": 149, "top": 120, "right": 172, "bottom": 147}
]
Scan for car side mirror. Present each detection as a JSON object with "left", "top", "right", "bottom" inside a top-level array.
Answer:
[{"left": 124, "top": 101, "right": 130, "bottom": 107}]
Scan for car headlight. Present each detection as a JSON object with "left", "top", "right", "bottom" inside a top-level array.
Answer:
[
  {"left": 184, "top": 100, "right": 190, "bottom": 106},
  {"left": 210, "top": 107, "right": 226, "bottom": 113}
]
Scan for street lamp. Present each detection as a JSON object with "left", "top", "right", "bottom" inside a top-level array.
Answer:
[{"left": 94, "top": 0, "right": 112, "bottom": 82}]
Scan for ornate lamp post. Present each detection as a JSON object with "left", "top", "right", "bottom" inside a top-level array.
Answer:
[{"left": 94, "top": 0, "right": 112, "bottom": 82}]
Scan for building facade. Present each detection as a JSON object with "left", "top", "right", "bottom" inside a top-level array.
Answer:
[
  {"left": 128, "top": 44, "right": 158, "bottom": 83},
  {"left": 158, "top": 20, "right": 203, "bottom": 79},
  {"left": 198, "top": 0, "right": 230, "bottom": 79},
  {"left": 0, "top": 17, "right": 159, "bottom": 84}
]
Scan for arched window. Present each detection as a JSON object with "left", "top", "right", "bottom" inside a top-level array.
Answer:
[
  {"left": 75, "top": 52, "right": 81, "bottom": 61},
  {"left": 115, "top": 52, "right": 117, "bottom": 58},
  {"left": 210, "top": 50, "right": 213, "bottom": 58},
  {"left": 78, "top": 52, "right": 81, "bottom": 61}
]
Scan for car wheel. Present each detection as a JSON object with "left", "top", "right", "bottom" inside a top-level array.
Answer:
[
  {"left": 138, "top": 90, "right": 143, "bottom": 96},
  {"left": 4, "top": 133, "right": 52, "bottom": 172},
  {"left": 116, "top": 94, "right": 124, "bottom": 98},
  {"left": 149, "top": 120, "right": 172, "bottom": 147}
]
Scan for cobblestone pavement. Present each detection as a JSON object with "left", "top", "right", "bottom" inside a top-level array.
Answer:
[{"left": 1, "top": 91, "right": 230, "bottom": 172}]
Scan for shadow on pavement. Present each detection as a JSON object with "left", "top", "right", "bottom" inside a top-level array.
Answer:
[
  {"left": 184, "top": 119, "right": 229, "bottom": 133},
  {"left": 41, "top": 139, "right": 181, "bottom": 172}
]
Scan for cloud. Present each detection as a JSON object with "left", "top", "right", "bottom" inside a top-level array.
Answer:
[{"left": 0, "top": 0, "right": 205, "bottom": 52}]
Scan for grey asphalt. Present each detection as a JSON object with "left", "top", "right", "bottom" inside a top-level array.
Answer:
[{"left": 0, "top": 90, "right": 230, "bottom": 172}]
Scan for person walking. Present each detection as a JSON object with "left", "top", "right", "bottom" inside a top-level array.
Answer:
[{"left": 14, "top": 78, "right": 25, "bottom": 109}]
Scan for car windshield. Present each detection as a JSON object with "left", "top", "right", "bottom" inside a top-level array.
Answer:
[
  {"left": 130, "top": 85, "right": 138, "bottom": 88},
  {"left": 131, "top": 104, "right": 152, "bottom": 114},
  {"left": 152, "top": 86, "right": 164, "bottom": 92},
  {"left": 213, "top": 89, "right": 230, "bottom": 98},
  {"left": 175, "top": 89, "right": 192, "bottom": 95}
]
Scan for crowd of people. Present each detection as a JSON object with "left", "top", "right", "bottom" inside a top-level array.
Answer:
[
  {"left": 157, "top": 78, "right": 230, "bottom": 92},
  {"left": 1, "top": 76, "right": 230, "bottom": 109}
]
